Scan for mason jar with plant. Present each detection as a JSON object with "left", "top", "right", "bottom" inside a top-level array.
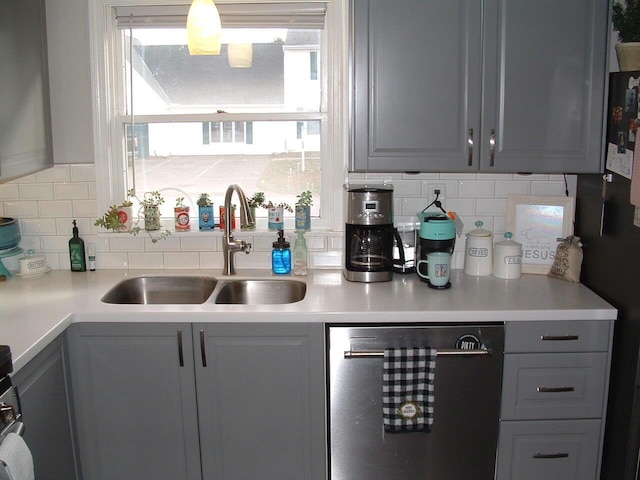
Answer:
[
  {"left": 613, "top": 0, "right": 640, "bottom": 70},
  {"left": 295, "top": 190, "right": 313, "bottom": 231},
  {"left": 174, "top": 197, "right": 191, "bottom": 231},
  {"left": 197, "top": 193, "right": 215, "bottom": 230}
]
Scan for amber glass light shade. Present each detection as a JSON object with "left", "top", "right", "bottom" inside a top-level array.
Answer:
[{"left": 187, "top": 0, "right": 222, "bottom": 55}]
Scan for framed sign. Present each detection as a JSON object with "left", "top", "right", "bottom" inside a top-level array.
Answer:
[{"left": 505, "top": 195, "right": 575, "bottom": 274}]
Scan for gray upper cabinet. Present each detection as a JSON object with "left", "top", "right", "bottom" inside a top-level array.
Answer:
[
  {"left": 0, "top": 0, "right": 54, "bottom": 182},
  {"left": 350, "top": 0, "right": 609, "bottom": 174}
]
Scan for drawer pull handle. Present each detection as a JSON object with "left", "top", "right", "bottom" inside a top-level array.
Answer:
[
  {"left": 533, "top": 452, "right": 569, "bottom": 459},
  {"left": 540, "top": 335, "right": 579, "bottom": 341},
  {"left": 467, "top": 128, "right": 474, "bottom": 166},
  {"left": 177, "top": 330, "right": 184, "bottom": 367},
  {"left": 200, "top": 329, "right": 207, "bottom": 367},
  {"left": 537, "top": 386, "right": 575, "bottom": 393}
]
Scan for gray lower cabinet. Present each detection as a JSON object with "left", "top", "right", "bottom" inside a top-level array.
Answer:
[
  {"left": 11, "top": 334, "right": 78, "bottom": 480},
  {"left": 496, "top": 320, "right": 613, "bottom": 480},
  {"left": 66, "top": 322, "right": 326, "bottom": 480},
  {"left": 350, "top": 0, "right": 608, "bottom": 174}
]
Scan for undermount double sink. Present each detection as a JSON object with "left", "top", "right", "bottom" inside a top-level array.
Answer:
[{"left": 100, "top": 276, "right": 307, "bottom": 305}]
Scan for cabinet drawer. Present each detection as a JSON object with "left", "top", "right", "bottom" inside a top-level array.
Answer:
[
  {"left": 505, "top": 321, "right": 610, "bottom": 353},
  {"left": 496, "top": 419, "right": 601, "bottom": 480},
  {"left": 501, "top": 353, "right": 607, "bottom": 420}
]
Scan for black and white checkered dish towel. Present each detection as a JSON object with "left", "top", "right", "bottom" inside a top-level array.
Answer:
[{"left": 383, "top": 347, "right": 437, "bottom": 433}]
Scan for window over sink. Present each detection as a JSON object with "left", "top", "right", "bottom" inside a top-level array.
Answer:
[{"left": 92, "top": 0, "right": 347, "bottom": 231}]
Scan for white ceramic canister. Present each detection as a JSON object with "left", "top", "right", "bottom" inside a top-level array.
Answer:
[
  {"left": 463, "top": 221, "right": 493, "bottom": 276},
  {"left": 493, "top": 232, "right": 522, "bottom": 279}
]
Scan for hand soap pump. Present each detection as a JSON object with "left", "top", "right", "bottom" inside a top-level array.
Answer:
[
  {"left": 294, "top": 230, "right": 308, "bottom": 276},
  {"left": 272, "top": 230, "right": 291, "bottom": 274},
  {"left": 69, "top": 220, "right": 87, "bottom": 272}
]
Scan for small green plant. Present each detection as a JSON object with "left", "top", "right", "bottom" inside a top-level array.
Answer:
[
  {"left": 127, "top": 189, "right": 171, "bottom": 243},
  {"left": 95, "top": 205, "right": 125, "bottom": 232},
  {"left": 247, "top": 192, "right": 266, "bottom": 208},
  {"left": 120, "top": 198, "right": 133, "bottom": 207},
  {"left": 175, "top": 197, "right": 187, "bottom": 208},
  {"left": 296, "top": 190, "right": 313, "bottom": 208},
  {"left": 264, "top": 200, "right": 293, "bottom": 213},
  {"left": 613, "top": 0, "right": 640, "bottom": 42},
  {"left": 197, "top": 193, "right": 213, "bottom": 207}
]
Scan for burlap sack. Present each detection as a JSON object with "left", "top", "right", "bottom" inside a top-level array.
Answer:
[{"left": 549, "top": 236, "right": 583, "bottom": 283}]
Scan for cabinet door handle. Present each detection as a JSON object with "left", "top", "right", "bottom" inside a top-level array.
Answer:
[
  {"left": 533, "top": 452, "right": 569, "bottom": 459},
  {"left": 467, "top": 128, "right": 474, "bottom": 166},
  {"left": 199, "top": 329, "right": 207, "bottom": 367},
  {"left": 177, "top": 330, "right": 184, "bottom": 367},
  {"left": 537, "top": 386, "right": 575, "bottom": 393},
  {"left": 489, "top": 128, "right": 496, "bottom": 166},
  {"left": 540, "top": 335, "right": 579, "bottom": 341}
]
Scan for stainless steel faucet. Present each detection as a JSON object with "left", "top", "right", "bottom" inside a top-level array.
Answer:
[{"left": 222, "top": 184, "right": 254, "bottom": 275}]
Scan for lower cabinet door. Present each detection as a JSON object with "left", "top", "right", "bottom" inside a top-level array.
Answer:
[
  {"left": 66, "top": 323, "right": 202, "bottom": 480},
  {"left": 194, "top": 323, "right": 326, "bottom": 480},
  {"left": 496, "top": 419, "right": 602, "bottom": 480}
]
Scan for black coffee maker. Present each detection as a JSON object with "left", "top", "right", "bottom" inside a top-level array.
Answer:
[{"left": 343, "top": 185, "right": 394, "bottom": 282}]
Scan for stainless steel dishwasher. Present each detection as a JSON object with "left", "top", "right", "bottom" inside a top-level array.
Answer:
[{"left": 328, "top": 324, "right": 504, "bottom": 480}]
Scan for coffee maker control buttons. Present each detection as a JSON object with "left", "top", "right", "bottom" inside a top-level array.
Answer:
[{"left": 358, "top": 213, "right": 386, "bottom": 220}]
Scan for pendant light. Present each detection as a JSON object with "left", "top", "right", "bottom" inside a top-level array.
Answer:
[
  {"left": 228, "top": 43, "right": 253, "bottom": 68},
  {"left": 187, "top": 0, "right": 222, "bottom": 55}
]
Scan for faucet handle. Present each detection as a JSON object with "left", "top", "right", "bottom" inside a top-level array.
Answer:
[{"left": 243, "top": 241, "right": 252, "bottom": 254}]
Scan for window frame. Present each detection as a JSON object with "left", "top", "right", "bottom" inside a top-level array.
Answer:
[{"left": 90, "top": 0, "right": 347, "bottom": 232}]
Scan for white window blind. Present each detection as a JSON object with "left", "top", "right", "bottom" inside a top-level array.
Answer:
[{"left": 115, "top": 2, "right": 329, "bottom": 29}]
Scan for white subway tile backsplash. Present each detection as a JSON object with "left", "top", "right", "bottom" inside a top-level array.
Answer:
[
  {"left": 70, "top": 164, "right": 96, "bottom": 182},
  {"left": 54, "top": 182, "right": 89, "bottom": 200},
  {"left": 458, "top": 180, "right": 495, "bottom": 198},
  {"left": 5, "top": 201, "right": 39, "bottom": 218},
  {"left": 127, "top": 252, "right": 164, "bottom": 269},
  {"left": 110, "top": 236, "right": 145, "bottom": 252},
  {"left": 9, "top": 164, "right": 578, "bottom": 271},
  {"left": 72, "top": 200, "right": 99, "bottom": 218},
  {"left": 164, "top": 252, "right": 199, "bottom": 269},
  {"left": 21, "top": 218, "right": 57, "bottom": 235},
  {"left": 38, "top": 200, "right": 73, "bottom": 218},
  {"left": 35, "top": 165, "right": 70, "bottom": 183},
  {"left": 494, "top": 181, "right": 530, "bottom": 197},
  {"left": 476, "top": 198, "right": 507, "bottom": 216},
  {"left": 0, "top": 184, "right": 20, "bottom": 201},
  {"left": 530, "top": 182, "right": 567, "bottom": 196},
  {"left": 19, "top": 183, "right": 54, "bottom": 201}
]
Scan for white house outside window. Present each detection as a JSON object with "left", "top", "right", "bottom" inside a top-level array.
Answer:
[{"left": 91, "top": 0, "right": 346, "bottom": 231}]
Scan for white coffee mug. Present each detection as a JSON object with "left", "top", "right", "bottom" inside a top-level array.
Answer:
[{"left": 417, "top": 252, "right": 452, "bottom": 287}]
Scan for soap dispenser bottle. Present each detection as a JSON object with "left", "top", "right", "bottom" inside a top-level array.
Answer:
[
  {"left": 272, "top": 230, "right": 291, "bottom": 274},
  {"left": 69, "top": 220, "right": 87, "bottom": 272},
  {"left": 293, "top": 230, "right": 308, "bottom": 276}
]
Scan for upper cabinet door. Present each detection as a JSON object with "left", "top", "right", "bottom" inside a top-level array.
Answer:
[
  {"left": 0, "top": 0, "right": 53, "bottom": 182},
  {"left": 481, "top": 0, "right": 609, "bottom": 173},
  {"left": 351, "top": 0, "right": 483, "bottom": 172}
]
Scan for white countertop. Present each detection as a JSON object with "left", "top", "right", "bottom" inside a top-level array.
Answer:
[{"left": 0, "top": 269, "right": 616, "bottom": 372}]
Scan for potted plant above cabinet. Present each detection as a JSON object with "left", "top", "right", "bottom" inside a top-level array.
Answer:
[{"left": 613, "top": 0, "right": 640, "bottom": 71}]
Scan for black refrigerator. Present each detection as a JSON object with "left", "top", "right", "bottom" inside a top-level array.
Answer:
[{"left": 576, "top": 71, "right": 640, "bottom": 480}]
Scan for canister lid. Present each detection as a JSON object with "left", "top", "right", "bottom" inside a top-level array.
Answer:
[
  {"left": 467, "top": 221, "right": 492, "bottom": 238},
  {"left": 494, "top": 232, "right": 521, "bottom": 248}
]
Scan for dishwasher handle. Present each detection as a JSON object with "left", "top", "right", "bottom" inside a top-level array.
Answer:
[{"left": 344, "top": 348, "right": 492, "bottom": 359}]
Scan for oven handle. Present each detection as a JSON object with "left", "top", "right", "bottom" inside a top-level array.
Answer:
[
  {"left": 344, "top": 348, "right": 492, "bottom": 359},
  {"left": 0, "top": 421, "right": 25, "bottom": 443}
]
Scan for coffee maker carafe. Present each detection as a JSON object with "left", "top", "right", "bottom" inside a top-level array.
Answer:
[
  {"left": 416, "top": 212, "right": 456, "bottom": 289},
  {"left": 344, "top": 185, "right": 394, "bottom": 282}
]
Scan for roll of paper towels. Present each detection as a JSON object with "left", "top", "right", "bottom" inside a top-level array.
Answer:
[{"left": 0, "top": 433, "right": 34, "bottom": 480}]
